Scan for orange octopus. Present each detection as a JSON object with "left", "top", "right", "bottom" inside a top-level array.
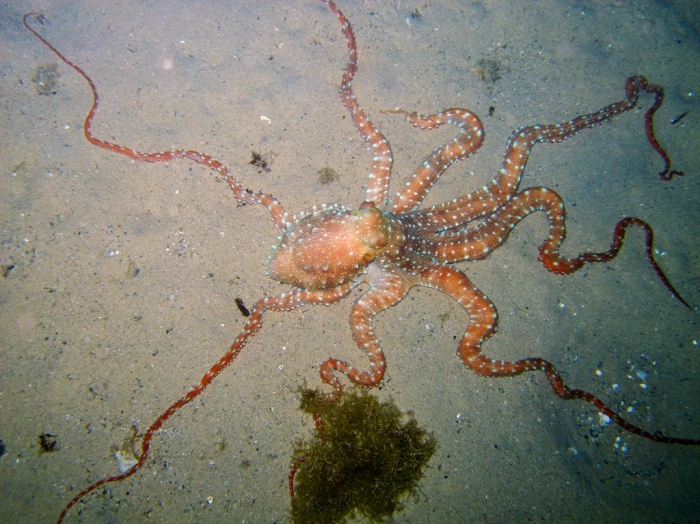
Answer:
[{"left": 22, "top": 0, "right": 698, "bottom": 522}]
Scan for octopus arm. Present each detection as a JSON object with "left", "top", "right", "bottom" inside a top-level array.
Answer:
[
  {"left": 323, "top": 0, "right": 393, "bottom": 207},
  {"left": 260, "top": 282, "right": 357, "bottom": 313},
  {"left": 418, "top": 264, "right": 499, "bottom": 360},
  {"left": 404, "top": 76, "right": 681, "bottom": 235},
  {"left": 385, "top": 109, "right": 484, "bottom": 215},
  {"left": 53, "top": 281, "right": 359, "bottom": 520},
  {"left": 420, "top": 263, "right": 698, "bottom": 444},
  {"left": 320, "top": 264, "right": 414, "bottom": 393},
  {"left": 184, "top": 282, "right": 359, "bottom": 396},
  {"left": 416, "top": 188, "right": 688, "bottom": 306},
  {"left": 417, "top": 187, "right": 565, "bottom": 264}
]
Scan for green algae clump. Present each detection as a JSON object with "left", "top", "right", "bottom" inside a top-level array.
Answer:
[{"left": 291, "top": 388, "right": 437, "bottom": 524}]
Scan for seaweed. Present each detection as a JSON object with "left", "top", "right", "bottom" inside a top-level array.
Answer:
[{"left": 291, "top": 388, "right": 436, "bottom": 523}]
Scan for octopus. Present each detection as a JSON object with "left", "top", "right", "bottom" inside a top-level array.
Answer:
[{"left": 22, "top": 1, "right": 698, "bottom": 522}]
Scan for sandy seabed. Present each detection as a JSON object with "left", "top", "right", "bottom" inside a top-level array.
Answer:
[{"left": 1, "top": 1, "right": 699, "bottom": 522}]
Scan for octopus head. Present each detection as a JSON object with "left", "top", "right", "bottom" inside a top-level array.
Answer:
[{"left": 268, "top": 202, "right": 389, "bottom": 290}]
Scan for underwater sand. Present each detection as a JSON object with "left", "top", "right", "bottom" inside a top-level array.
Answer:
[{"left": 1, "top": 0, "right": 699, "bottom": 522}]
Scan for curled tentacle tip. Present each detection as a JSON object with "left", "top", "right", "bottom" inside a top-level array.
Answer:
[{"left": 660, "top": 169, "right": 684, "bottom": 181}]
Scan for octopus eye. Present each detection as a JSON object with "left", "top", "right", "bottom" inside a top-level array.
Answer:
[
  {"left": 362, "top": 251, "right": 376, "bottom": 264},
  {"left": 368, "top": 231, "right": 388, "bottom": 249}
]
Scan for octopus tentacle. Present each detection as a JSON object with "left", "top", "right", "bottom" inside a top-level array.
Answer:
[
  {"left": 322, "top": 0, "right": 393, "bottom": 207},
  {"left": 417, "top": 187, "right": 689, "bottom": 306},
  {"left": 417, "top": 187, "right": 565, "bottom": 262},
  {"left": 22, "top": 13, "right": 291, "bottom": 229},
  {"left": 419, "top": 263, "right": 500, "bottom": 359},
  {"left": 539, "top": 216, "right": 691, "bottom": 308},
  {"left": 462, "top": 353, "right": 700, "bottom": 445},
  {"left": 382, "top": 109, "right": 485, "bottom": 214},
  {"left": 320, "top": 264, "right": 412, "bottom": 393},
  {"left": 421, "top": 263, "right": 699, "bottom": 445},
  {"left": 57, "top": 282, "right": 355, "bottom": 523},
  {"left": 406, "top": 76, "right": 681, "bottom": 234},
  {"left": 625, "top": 76, "right": 684, "bottom": 181}
]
